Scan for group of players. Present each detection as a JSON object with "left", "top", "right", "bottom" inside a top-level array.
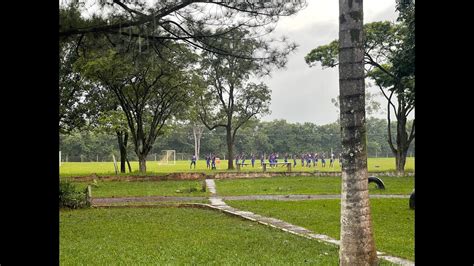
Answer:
[{"left": 191, "top": 152, "right": 339, "bottom": 169}]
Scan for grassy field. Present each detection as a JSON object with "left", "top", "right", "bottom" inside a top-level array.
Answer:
[
  {"left": 65, "top": 175, "right": 413, "bottom": 198},
  {"left": 60, "top": 207, "right": 341, "bottom": 265},
  {"left": 227, "top": 198, "right": 414, "bottom": 260},
  {"left": 216, "top": 176, "right": 414, "bottom": 196},
  {"left": 70, "top": 179, "right": 210, "bottom": 198},
  {"left": 59, "top": 157, "right": 414, "bottom": 176}
]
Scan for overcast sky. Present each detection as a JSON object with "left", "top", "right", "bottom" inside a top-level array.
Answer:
[{"left": 257, "top": 0, "right": 399, "bottom": 125}]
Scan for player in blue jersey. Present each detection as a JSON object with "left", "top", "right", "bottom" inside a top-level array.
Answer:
[
  {"left": 190, "top": 154, "right": 197, "bottom": 169},
  {"left": 206, "top": 155, "right": 211, "bottom": 169}
]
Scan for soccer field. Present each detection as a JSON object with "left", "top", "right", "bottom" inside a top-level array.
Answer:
[{"left": 60, "top": 157, "right": 414, "bottom": 176}]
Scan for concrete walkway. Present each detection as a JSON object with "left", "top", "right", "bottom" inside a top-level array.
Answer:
[
  {"left": 92, "top": 196, "right": 207, "bottom": 205},
  {"left": 222, "top": 194, "right": 410, "bottom": 201},
  {"left": 204, "top": 179, "right": 414, "bottom": 266},
  {"left": 92, "top": 194, "right": 409, "bottom": 205}
]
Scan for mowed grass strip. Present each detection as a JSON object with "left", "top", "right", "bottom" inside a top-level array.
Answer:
[
  {"left": 60, "top": 207, "right": 340, "bottom": 265},
  {"left": 226, "top": 198, "right": 414, "bottom": 261},
  {"left": 59, "top": 157, "right": 414, "bottom": 176},
  {"left": 216, "top": 176, "right": 414, "bottom": 196},
  {"left": 70, "top": 179, "right": 210, "bottom": 198}
]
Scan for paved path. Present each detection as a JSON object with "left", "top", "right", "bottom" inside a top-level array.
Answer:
[
  {"left": 92, "top": 196, "right": 207, "bottom": 205},
  {"left": 92, "top": 194, "right": 408, "bottom": 205},
  {"left": 222, "top": 194, "right": 409, "bottom": 201},
  {"left": 204, "top": 179, "right": 414, "bottom": 266}
]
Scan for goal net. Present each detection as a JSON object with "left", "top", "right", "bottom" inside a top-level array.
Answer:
[{"left": 158, "top": 150, "right": 176, "bottom": 165}]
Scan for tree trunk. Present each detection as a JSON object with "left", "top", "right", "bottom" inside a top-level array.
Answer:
[
  {"left": 138, "top": 155, "right": 147, "bottom": 173},
  {"left": 116, "top": 131, "right": 130, "bottom": 173},
  {"left": 116, "top": 132, "right": 125, "bottom": 173},
  {"left": 226, "top": 127, "right": 234, "bottom": 170},
  {"left": 395, "top": 148, "right": 408, "bottom": 176},
  {"left": 193, "top": 125, "right": 204, "bottom": 160},
  {"left": 196, "top": 134, "right": 201, "bottom": 160},
  {"left": 338, "top": 0, "right": 377, "bottom": 265},
  {"left": 395, "top": 114, "right": 408, "bottom": 176},
  {"left": 126, "top": 158, "right": 132, "bottom": 173},
  {"left": 123, "top": 133, "right": 130, "bottom": 172},
  {"left": 135, "top": 135, "right": 148, "bottom": 173},
  {"left": 193, "top": 128, "right": 198, "bottom": 160}
]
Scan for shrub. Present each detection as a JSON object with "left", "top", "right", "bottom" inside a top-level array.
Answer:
[
  {"left": 175, "top": 185, "right": 200, "bottom": 194},
  {"left": 60, "top": 180, "right": 90, "bottom": 209}
]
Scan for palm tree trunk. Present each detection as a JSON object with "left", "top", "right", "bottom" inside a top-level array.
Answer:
[{"left": 338, "top": 0, "right": 377, "bottom": 265}]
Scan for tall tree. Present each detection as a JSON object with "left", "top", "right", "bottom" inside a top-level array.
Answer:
[
  {"left": 338, "top": 0, "right": 377, "bottom": 265},
  {"left": 76, "top": 39, "right": 198, "bottom": 172},
  {"left": 390, "top": 0, "right": 415, "bottom": 175},
  {"left": 198, "top": 30, "right": 271, "bottom": 170},
  {"left": 368, "top": 65, "right": 414, "bottom": 175},
  {"left": 305, "top": 20, "right": 415, "bottom": 175},
  {"left": 78, "top": 66, "right": 135, "bottom": 173}
]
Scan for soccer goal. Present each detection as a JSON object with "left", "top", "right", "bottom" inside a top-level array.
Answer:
[{"left": 158, "top": 150, "right": 176, "bottom": 165}]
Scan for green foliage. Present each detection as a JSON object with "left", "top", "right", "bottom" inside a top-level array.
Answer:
[
  {"left": 175, "top": 186, "right": 198, "bottom": 193},
  {"left": 304, "top": 40, "right": 338, "bottom": 68},
  {"left": 60, "top": 130, "right": 119, "bottom": 162},
  {"left": 59, "top": 39, "right": 91, "bottom": 134},
  {"left": 59, "top": 180, "right": 90, "bottom": 209},
  {"left": 304, "top": 21, "right": 400, "bottom": 69},
  {"left": 73, "top": 33, "right": 202, "bottom": 172},
  {"left": 393, "top": 2, "right": 415, "bottom": 104}
]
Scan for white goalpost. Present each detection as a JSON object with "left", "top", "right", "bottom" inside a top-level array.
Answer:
[{"left": 158, "top": 150, "right": 176, "bottom": 165}]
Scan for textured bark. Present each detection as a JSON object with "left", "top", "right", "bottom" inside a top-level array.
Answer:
[
  {"left": 226, "top": 127, "right": 235, "bottom": 170},
  {"left": 136, "top": 136, "right": 148, "bottom": 173},
  {"left": 386, "top": 93, "right": 413, "bottom": 176},
  {"left": 116, "top": 131, "right": 129, "bottom": 173},
  {"left": 138, "top": 155, "right": 147, "bottom": 173},
  {"left": 126, "top": 158, "right": 132, "bottom": 173},
  {"left": 338, "top": 0, "right": 377, "bottom": 265},
  {"left": 395, "top": 114, "right": 408, "bottom": 176},
  {"left": 193, "top": 125, "right": 204, "bottom": 160}
]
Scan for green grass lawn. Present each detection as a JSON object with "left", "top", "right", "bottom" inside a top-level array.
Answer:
[
  {"left": 227, "top": 199, "right": 414, "bottom": 261},
  {"left": 70, "top": 179, "right": 210, "bottom": 198},
  {"left": 60, "top": 207, "right": 342, "bottom": 265},
  {"left": 216, "top": 176, "right": 414, "bottom": 196},
  {"left": 59, "top": 157, "right": 414, "bottom": 177}
]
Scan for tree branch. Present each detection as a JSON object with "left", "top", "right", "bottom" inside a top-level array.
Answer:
[{"left": 386, "top": 90, "right": 397, "bottom": 154}]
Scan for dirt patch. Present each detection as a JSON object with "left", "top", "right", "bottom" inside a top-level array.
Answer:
[{"left": 67, "top": 171, "right": 413, "bottom": 182}]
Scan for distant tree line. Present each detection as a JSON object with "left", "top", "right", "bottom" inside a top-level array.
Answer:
[{"left": 60, "top": 117, "right": 414, "bottom": 162}]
